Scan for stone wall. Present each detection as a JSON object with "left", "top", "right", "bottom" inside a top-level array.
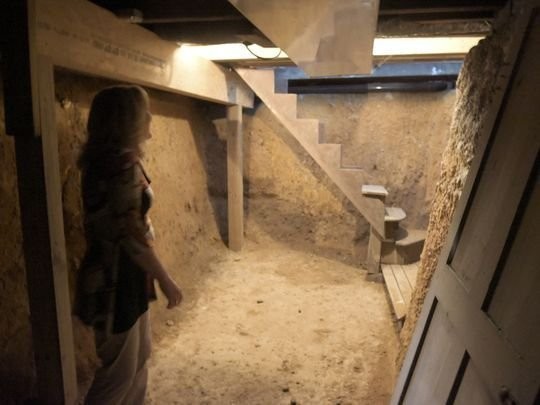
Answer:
[{"left": 0, "top": 80, "right": 33, "bottom": 402}]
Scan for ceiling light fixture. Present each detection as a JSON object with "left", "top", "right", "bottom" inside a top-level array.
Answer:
[
  {"left": 373, "top": 36, "right": 483, "bottom": 57},
  {"left": 181, "top": 43, "right": 289, "bottom": 61},
  {"left": 181, "top": 36, "right": 484, "bottom": 62}
]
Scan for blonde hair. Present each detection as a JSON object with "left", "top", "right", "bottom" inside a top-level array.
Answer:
[{"left": 79, "top": 85, "right": 150, "bottom": 169}]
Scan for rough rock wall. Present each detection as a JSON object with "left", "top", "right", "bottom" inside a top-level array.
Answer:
[
  {"left": 234, "top": 92, "right": 453, "bottom": 263},
  {"left": 0, "top": 82, "right": 34, "bottom": 402},
  {"left": 300, "top": 92, "right": 454, "bottom": 228},
  {"left": 398, "top": 7, "right": 515, "bottom": 365}
]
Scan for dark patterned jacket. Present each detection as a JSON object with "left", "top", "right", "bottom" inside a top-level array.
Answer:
[{"left": 76, "top": 151, "right": 156, "bottom": 335}]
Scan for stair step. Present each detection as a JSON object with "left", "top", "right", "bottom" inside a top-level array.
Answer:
[
  {"left": 294, "top": 118, "right": 319, "bottom": 134},
  {"left": 396, "top": 229, "right": 426, "bottom": 247},
  {"left": 316, "top": 143, "right": 342, "bottom": 167},
  {"left": 236, "top": 68, "right": 297, "bottom": 121},
  {"left": 385, "top": 207, "right": 406, "bottom": 222},
  {"left": 285, "top": 119, "right": 318, "bottom": 147},
  {"left": 395, "top": 229, "right": 426, "bottom": 264},
  {"left": 340, "top": 165, "right": 362, "bottom": 171},
  {"left": 338, "top": 168, "right": 368, "bottom": 187},
  {"left": 238, "top": 67, "right": 275, "bottom": 89},
  {"left": 274, "top": 93, "right": 298, "bottom": 119},
  {"left": 383, "top": 207, "right": 406, "bottom": 239},
  {"left": 382, "top": 262, "right": 419, "bottom": 322},
  {"left": 341, "top": 170, "right": 376, "bottom": 199},
  {"left": 362, "top": 184, "right": 389, "bottom": 198},
  {"left": 381, "top": 227, "right": 426, "bottom": 265}
]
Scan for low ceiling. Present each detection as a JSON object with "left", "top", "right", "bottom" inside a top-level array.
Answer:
[{"left": 90, "top": 0, "right": 507, "bottom": 46}]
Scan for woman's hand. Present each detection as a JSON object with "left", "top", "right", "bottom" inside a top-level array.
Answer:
[
  {"left": 159, "top": 276, "right": 183, "bottom": 309},
  {"left": 122, "top": 243, "right": 183, "bottom": 309}
]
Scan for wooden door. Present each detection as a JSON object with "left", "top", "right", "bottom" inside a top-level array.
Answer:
[{"left": 392, "top": 6, "right": 540, "bottom": 405}]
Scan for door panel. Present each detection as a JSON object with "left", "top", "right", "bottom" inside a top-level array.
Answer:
[
  {"left": 403, "top": 304, "right": 464, "bottom": 404},
  {"left": 454, "top": 357, "right": 497, "bottom": 405},
  {"left": 487, "top": 174, "right": 540, "bottom": 366},
  {"left": 392, "top": 6, "right": 540, "bottom": 405}
]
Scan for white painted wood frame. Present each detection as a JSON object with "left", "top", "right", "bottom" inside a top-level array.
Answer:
[{"left": 4, "top": 1, "right": 77, "bottom": 401}]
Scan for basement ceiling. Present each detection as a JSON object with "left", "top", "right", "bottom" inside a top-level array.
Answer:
[{"left": 90, "top": 0, "right": 507, "bottom": 46}]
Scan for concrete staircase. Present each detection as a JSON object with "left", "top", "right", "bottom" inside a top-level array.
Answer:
[
  {"left": 229, "top": 0, "right": 377, "bottom": 77},
  {"left": 362, "top": 186, "right": 424, "bottom": 324},
  {"left": 235, "top": 68, "right": 426, "bottom": 272},
  {"left": 236, "top": 67, "right": 386, "bottom": 237},
  {"left": 295, "top": 5, "right": 377, "bottom": 77},
  {"left": 363, "top": 185, "right": 426, "bottom": 274}
]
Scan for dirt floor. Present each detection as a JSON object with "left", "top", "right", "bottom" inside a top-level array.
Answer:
[{"left": 147, "top": 238, "right": 400, "bottom": 405}]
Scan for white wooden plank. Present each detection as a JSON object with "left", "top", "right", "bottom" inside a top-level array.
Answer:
[
  {"left": 5, "top": 1, "right": 77, "bottom": 402},
  {"left": 38, "top": 55, "right": 78, "bottom": 404},
  {"left": 382, "top": 265, "right": 406, "bottom": 320},
  {"left": 392, "top": 264, "right": 413, "bottom": 307},
  {"left": 34, "top": 0, "right": 253, "bottom": 107},
  {"left": 402, "top": 263, "right": 419, "bottom": 290}
]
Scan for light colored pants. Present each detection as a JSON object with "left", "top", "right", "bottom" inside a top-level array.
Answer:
[{"left": 85, "top": 311, "right": 151, "bottom": 405}]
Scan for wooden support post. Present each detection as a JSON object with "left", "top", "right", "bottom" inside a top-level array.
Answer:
[
  {"left": 366, "top": 227, "right": 383, "bottom": 275},
  {"left": 2, "top": 1, "right": 77, "bottom": 403},
  {"left": 227, "top": 105, "right": 244, "bottom": 251}
]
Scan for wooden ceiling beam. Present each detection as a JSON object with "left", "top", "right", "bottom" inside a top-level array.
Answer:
[{"left": 35, "top": 0, "right": 254, "bottom": 107}]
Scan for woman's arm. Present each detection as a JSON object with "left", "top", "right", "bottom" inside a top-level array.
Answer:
[
  {"left": 125, "top": 244, "right": 182, "bottom": 308},
  {"left": 110, "top": 161, "right": 182, "bottom": 308}
]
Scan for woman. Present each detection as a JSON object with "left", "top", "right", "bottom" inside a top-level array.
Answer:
[{"left": 76, "top": 85, "right": 182, "bottom": 404}]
